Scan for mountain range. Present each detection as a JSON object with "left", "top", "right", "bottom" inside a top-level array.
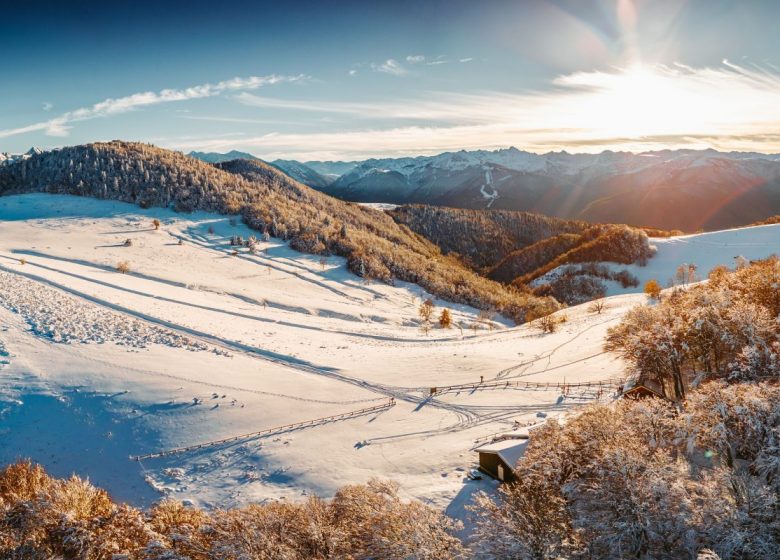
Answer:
[{"left": 194, "top": 147, "right": 780, "bottom": 232}]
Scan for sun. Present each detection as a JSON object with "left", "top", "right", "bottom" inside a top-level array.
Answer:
[{"left": 572, "top": 64, "right": 712, "bottom": 141}]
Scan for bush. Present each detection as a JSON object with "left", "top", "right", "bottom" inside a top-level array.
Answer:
[
  {"left": 535, "top": 314, "right": 560, "bottom": 334},
  {"left": 116, "top": 261, "right": 130, "bottom": 274},
  {"left": 439, "top": 308, "right": 452, "bottom": 328},
  {"left": 588, "top": 299, "right": 606, "bottom": 314},
  {"left": 0, "top": 464, "right": 465, "bottom": 559},
  {"left": 419, "top": 298, "right": 435, "bottom": 322},
  {"left": 644, "top": 278, "right": 662, "bottom": 300}
]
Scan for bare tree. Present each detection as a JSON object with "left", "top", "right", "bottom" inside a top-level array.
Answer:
[{"left": 588, "top": 299, "right": 606, "bottom": 314}]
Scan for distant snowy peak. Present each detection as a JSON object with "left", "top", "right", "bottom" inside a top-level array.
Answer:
[
  {"left": 309, "top": 147, "right": 780, "bottom": 184},
  {"left": 0, "top": 147, "right": 43, "bottom": 166}
]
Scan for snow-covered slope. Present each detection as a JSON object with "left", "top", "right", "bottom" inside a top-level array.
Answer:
[
  {"left": 535, "top": 224, "right": 780, "bottom": 296},
  {"left": 3, "top": 194, "right": 776, "bottom": 515},
  {"left": 0, "top": 194, "right": 641, "bottom": 516}
]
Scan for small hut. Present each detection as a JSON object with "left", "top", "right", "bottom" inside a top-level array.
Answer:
[
  {"left": 474, "top": 437, "right": 529, "bottom": 482},
  {"left": 621, "top": 376, "right": 667, "bottom": 400}
]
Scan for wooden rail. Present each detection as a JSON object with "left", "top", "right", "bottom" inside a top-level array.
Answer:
[
  {"left": 130, "top": 399, "right": 396, "bottom": 461},
  {"left": 429, "top": 377, "right": 625, "bottom": 396}
]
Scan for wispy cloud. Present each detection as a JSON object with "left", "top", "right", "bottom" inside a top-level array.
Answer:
[
  {"left": 176, "top": 61, "right": 780, "bottom": 160},
  {"left": 233, "top": 91, "right": 506, "bottom": 123},
  {"left": 42, "top": 102, "right": 53, "bottom": 112},
  {"left": 179, "top": 114, "right": 301, "bottom": 126},
  {"left": 371, "top": 59, "right": 407, "bottom": 76},
  {"left": 359, "top": 54, "right": 463, "bottom": 77},
  {"left": 459, "top": 58, "right": 474, "bottom": 63},
  {"left": 0, "top": 74, "right": 306, "bottom": 139}
]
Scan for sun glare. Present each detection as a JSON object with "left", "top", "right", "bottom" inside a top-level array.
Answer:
[{"left": 551, "top": 64, "right": 711, "bottom": 141}]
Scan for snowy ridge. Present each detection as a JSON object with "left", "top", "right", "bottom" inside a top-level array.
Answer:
[
  {"left": 327, "top": 147, "right": 780, "bottom": 184},
  {"left": 0, "top": 147, "right": 42, "bottom": 167}
]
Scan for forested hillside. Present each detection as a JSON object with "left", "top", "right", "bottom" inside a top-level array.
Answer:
[
  {"left": 389, "top": 205, "right": 655, "bottom": 303},
  {"left": 0, "top": 142, "right": 557, "bottom": 323},
  {"left": 388, "top": 205, "right": 588, "bottom": 270}
]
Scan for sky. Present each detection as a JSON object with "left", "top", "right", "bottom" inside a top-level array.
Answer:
[{"left": 2, "top": 0, "right": 780, "bottom": 161}]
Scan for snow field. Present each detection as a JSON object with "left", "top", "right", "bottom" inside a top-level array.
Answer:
[{"left": 4, "top": 194, "right": 775, "bottom": 517}]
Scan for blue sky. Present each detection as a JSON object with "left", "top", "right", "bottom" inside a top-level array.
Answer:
[{"left": 3, "top": 0, "right": 780, "bottom": 160}]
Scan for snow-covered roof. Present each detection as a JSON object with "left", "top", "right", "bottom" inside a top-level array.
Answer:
[
  {"left": 623, "top": 375, "right": 664, "bottom": 395},
  {"left": 475, "top": 438, "right": 529, "bottom": 468}
]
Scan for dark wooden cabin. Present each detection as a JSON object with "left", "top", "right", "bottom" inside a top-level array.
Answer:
[
  {"left": 621, "top": 377, "right": 667, "bottom": 400},
  {"left": 474, "top": 437, "right": 529, "bottom": 482}
]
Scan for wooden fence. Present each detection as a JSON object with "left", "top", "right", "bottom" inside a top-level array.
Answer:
[
  {"left": 130, "top": 399, "right": 396, "bottom": 461},
  {"left": 429, "top": 377, "right": 625, "bottom": 396}
]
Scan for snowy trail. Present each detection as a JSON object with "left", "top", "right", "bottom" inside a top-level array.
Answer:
[
  {"left": 0, "top": 264, "right": 481, "bottom": 429},
  {"left": 171, "top": 230, "right": 371, "bottom": 304}
]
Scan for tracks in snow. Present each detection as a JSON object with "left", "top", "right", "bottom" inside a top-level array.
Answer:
[{"left": 0, "top": 253, "right": 622, "bottom": 448}]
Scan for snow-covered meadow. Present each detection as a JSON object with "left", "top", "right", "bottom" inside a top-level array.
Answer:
[{"left": 1, "top": 193, "right": 775, "bottom": 517}]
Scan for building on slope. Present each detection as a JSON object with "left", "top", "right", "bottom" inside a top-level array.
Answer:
[
  {"left": 474, "top": 437, "right": 529, "bottom": 482},
  {"left": 620, "top": 376, "right": 668, "bottom": 400}
]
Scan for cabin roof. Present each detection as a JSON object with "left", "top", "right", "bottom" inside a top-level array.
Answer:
[
  {"left": 475, "top": 438, "right": 529, "bottom": 468},
  {"left": 623, "top": 376, "right": 666, "bottom": 398}
]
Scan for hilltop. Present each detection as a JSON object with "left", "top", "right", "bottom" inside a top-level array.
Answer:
[{"left": 0, "top": 142, "right": 557, "bottom": 322}]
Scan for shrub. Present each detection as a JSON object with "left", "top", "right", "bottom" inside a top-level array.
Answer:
[
  {"left": 535, "top": 314, "right": 559, "bottom": 334},
  {"left": 0, "top": 464, "right": 465, "bottom": 559},
  {"left": 644, "top": 278, "right": 662, "bottom": 300},
  {"left": 439, "top": 308, "right": 452, "bottom": 328},
  {"left": 419, "top": 298, "right": 435, "bottom": 322},
  {"left": 588, "top": 299, "right": 606, "bottom": 314},
  {"left": 116, "top": 261, "right": 130, "bottom": 274},
  {"left": 152, "top": 218, "right": 161, "bottom": 230}
]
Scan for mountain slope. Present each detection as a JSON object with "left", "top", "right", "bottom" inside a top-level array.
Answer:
[
  {"left": 0, "top": 142, "right": 557, "bottom": 322},
  {"left": 388, "top": 205, "right": 588, "bottom": 270},
  {"left": 270, "top": 159, "right": 333, "bottom": 189},
  {"left": 188, "top": 150, "right": 263, "bottom": 163},
  {"left": 290, "top": 148, "right": 780, "bottom": 231}
]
